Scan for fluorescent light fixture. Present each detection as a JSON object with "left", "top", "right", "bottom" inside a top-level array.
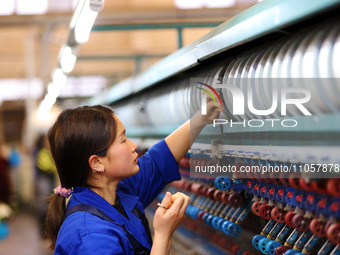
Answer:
[
  {"left": 32, "top": 104, "right": 62, "bottom": 130},
  {"left": 37, "top": 95, "right": 57, "bottom": 120},
  {"left": 74, "top": 5, "right": 97, "bottom": 43},
  {"left": 70, "top": 0, "right": 104, "bottom": 44},
  {"left": 52, "top": 68, "right": 67, "bottom": 86},
  {"left": 47, "top": 82, "right": 61, "bottom": 98},
  {"left": 38, "top": 0, "right": 104, "bottom": 118},
  {"left": 16, "top": 0, "right": 48, "bottom": 15},
  {"left": 37, "top": 68, "right": 67, "bottom": 118},
  {"left": 69, "top": 0, "right": 85, "bottom": 29},
  {"left": 59, "top": 45, "right": 77, "bottom": 73}
]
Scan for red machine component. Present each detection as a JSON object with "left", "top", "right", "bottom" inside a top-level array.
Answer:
[
  {"left": 326, "top": 222, "right": 340, "bottom": 245},
  {"left": 191, "top": 183, "right": 207, "bottom": 196},
  {"left": 284, "top": 211, "right": 295, "bottom": 228},
  {"left": 230, "top": 244, "right": 241, "bottom": 255},
  {"left": 228, "top": 193, "right": 244, "bottom": 208},
  {"left": 251, "top": 201, "right": 261, "bottom": 216},
  {"left": 222, "top": 191, "right": 230, "bottom": 204},
  {"left": 259, "top": 203, "right": 273, "bottom": 220},
  {"left": 309, "top": 217, "right": 326, "bottom": 237},
  {"left": 299, "top": 178, "right": 314, "bottom": 192},
  {"left": 327, "top": 179, "right": 340, "bottom": 198},
  {"left": 198, "top": 211, "right": 206, "bottom": 222},
  {"left": 213, "top": 189, "right": 224, "bottom": 202},
  {"left": 310, "top": 179, "right": 329, "bottom": 194},
  {"left": 271, "top": 207, "right": 286, "bottom": 223},
  {"left": 274, "top": 246, "right": 290, "bottom": 255},
  {"left": 206, "top": 187, "right": 217, "bottom": 200},
  {"left": 288, "top": 177, "right": 301, "bottom": 190},
  {"left": 292, "top": 213, "right": 311, "bottom": 232}
]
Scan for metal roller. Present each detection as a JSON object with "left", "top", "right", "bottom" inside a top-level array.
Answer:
[
  {"left": 242, "top": 49, "right": 268, "bottom": 120},
  {"left": 111, "top": 15, "right": 340, "bottom": 130},
  {"left": 301, "top": 23, "right": 336, "bottom": 113},
  {"left": 254, "top": 44, "right": 278, "bottom": 119}
]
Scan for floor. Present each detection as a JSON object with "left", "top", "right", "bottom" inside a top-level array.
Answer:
[{"left": 0, "top": 213, "right": 53, "bottom": 255}]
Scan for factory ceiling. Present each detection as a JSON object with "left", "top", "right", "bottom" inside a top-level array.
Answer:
[{"left": 0, "top": 0, "right": 256, "bottom": 145}]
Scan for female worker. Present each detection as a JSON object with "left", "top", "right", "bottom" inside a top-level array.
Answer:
[{"left": 45, "top": 102, "right": 220, "bottom": 255}]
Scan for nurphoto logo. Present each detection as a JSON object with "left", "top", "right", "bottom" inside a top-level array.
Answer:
[{"left": 196, "top": 81, "right": 312, "bottom": 128}]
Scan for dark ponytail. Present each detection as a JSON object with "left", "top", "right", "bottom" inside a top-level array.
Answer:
[
  {"left": 44, "top": 105, "right": 117, "bottom": 250},
  {"left": 44, "top": 195, "right": 65, "bottom": 249}
]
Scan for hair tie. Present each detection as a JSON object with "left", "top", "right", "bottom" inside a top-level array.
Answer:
[{"left": 54, "top": 185, "right": 72, "bottom": 198}]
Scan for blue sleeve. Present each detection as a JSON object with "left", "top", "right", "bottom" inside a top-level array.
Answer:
[
  {"left": 57, "top": 232, "right": 133, "bottom": 255},
  {"left": 124, "top": 139, "right": 181, "bottom": 207}
]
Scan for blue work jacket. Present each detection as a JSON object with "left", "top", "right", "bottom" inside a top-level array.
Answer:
[{"left": 54, "top": 139, "right": 180, "bottom": 255}]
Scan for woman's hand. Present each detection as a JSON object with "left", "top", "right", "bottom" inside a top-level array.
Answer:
[
  {"left": 193, "top": 96, "right": 223, "bottom": 127},
  {"left": 165, "top": 95, "right": 222, "bottom": 162},
  {"left": 150, "top": 192, "right": 190, "bottom": 255},
  {"left": 153, "top": 191, "right": 190, "bottom": 237}
]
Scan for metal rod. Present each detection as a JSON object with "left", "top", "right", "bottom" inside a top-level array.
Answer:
[
  {"left": 92, "top": 22, "right": 221, "bottom": 31},
  {"left": 177, "top": 27, "right": 183, "bottom": 49}
]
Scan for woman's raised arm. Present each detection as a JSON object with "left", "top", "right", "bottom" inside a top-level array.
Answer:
[{"left": 165, "top": 99, "right": 221, "bottom": 162}]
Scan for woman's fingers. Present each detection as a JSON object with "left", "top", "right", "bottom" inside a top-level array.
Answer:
[
  {"left": 166, "top": 195, "right": 185, "bottom": 216},
  {"left": 168, "top": 192, "right": 190, "bottom": 216},
  {"left": 179, "top": 194, "right": 190, "bottom": 216},
  {"left": 156, "top": 192, "right": 190, "bottom": 220},
  {"left": 161, "top": 192, "right": 173, "bottom": 208},
  {"left": 157, "top": 192, "right": 172, "bottom": 214}
]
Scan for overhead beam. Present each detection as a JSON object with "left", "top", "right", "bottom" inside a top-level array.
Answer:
[
  {"left": 95, "top": 8, "right": 252, "bottom": 24},
  {"left": 0, "top": 8, "right": 248, "bottom": 27}
]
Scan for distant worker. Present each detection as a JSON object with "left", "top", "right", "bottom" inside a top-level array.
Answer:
[
  {"left": 0, "top": 145, "right": 12, "bottom": 204},
  {"left": 34, "top": 134, "right": 57, "bottom": 235}
]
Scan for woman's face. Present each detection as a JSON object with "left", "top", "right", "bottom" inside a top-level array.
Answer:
[{"left": 101, "top": 116, "right": 139, "bottom": 179}]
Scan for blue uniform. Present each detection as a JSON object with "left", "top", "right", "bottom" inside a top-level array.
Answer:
[{"left": 54, "top": 139, "right": 180, "bottom": 255}]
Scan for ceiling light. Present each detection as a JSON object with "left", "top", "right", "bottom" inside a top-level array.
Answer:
[
  {"left": 47, "top": 82, "right": 61, "bottom": 99},
  {"left": 70, "top": 0, "right": 104, "bottom": 44},
  {"left": 59, "top": 45, "right": 77, "bottom": 73},
  {"left": 37, "top": 94, "right": 57, "bottom": 120},
  {"left": 37, "top": 0, "right": 104, "bottom": 118},
  {"left": 52, "top": 68, "right": 67, "bottom": 86}
]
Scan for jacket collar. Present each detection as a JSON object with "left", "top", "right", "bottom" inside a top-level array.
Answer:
[{"left": 70, "top": 185, "right": 139, "bottom": 212}]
